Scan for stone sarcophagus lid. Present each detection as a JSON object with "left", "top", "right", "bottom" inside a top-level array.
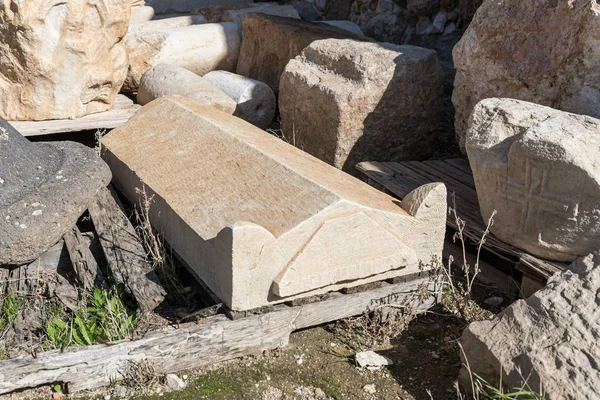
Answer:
[{"left": 102, "top": 96, "right": 447, "bottom": 310}]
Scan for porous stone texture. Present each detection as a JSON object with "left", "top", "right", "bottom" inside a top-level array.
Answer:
[
  {"left": 453, "top": 0, "right": 600, "bottom": 152},
  {"left": 236, "top": 13, "right": 368, "bottom": 93},
  {"left": 130, "top": 5, "right": 155, "bottom": 24},
  {"left": 138, "top": 65, "right": 237, "bottom": 114},
  {"left": 0, "top": 120, "right": 111, "bottom": 266},
  {"left": 123, "top": 22, "right": 240, "bottom": 92},
  {"left": 102, "top": 96, "right": 447, "bottom": 311},
  {"left": 460, "top": 250, "right": 600, "bottom": 399},
  {"left": 0, "top": 0, "right": 130, "bottom": 121},
  {"left": 466, "top": 98, "right": 600, "bottom": 262},
  {"left": 319, "top": 20, "right": 363, "bottom": 35},
  {"left": 222, "top": 4, "right": 300, "bottom": 34},
  {"left": 203, "top": 70, "right": 276, "bottom": 128},
  {"left": 349, "top": 0, "right": 408, "bottom": 43},
  {"left": 279, "top": 39, "right": 444, "bottom": 172}
]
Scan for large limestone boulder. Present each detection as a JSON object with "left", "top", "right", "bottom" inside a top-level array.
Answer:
[
  {"left": 0, "top": 0, "right": 130, "bottom": 121},
  {"left": 102, "top": 95, "right": 447, "bottom": 311},
  {"left": 123, "top": 22, "right": 240, "bottom": 92},
  {"left": 453, "top": 0, "right": 600, "bottom": 152},
  {"left": 236, "top": 13, "right": 369, "bottom": 93},
  {"left": 0, "top": 120, "right": 111, "bottom": 266},
  {"left": 222, "top": 4, "right": 300, "bottom": 34},
  {"left": 279, "top": 39, "right": 444, "bottom": 171},
  {"left": 460, "top": 250, "right": 600, "bottom": 399},
  {"left": 466, "top": 98, "right": 600, "bottom": 262}
]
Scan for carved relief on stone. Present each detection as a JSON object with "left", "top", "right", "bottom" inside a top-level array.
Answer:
[{"left": 0, "top": 0, "right": 130, "bottom": 121}]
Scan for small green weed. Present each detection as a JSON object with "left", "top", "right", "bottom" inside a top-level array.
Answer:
[
  {"left": 0, "top": 291, "right": 25, "bottom": 339},
  {"left": 44, "top": 286, "right": 138, "bottom": 348}
]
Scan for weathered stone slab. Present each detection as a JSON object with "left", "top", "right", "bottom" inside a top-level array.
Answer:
[
  {"left": 460, "top": 250, "right": 600, "bottom": 399},
  {"left": 138, "top": 65, "right": 236, "bottom": 114},
  {"left": 452, "top": 0, "right": 600, "bottom": 152},
  {"left": 222, "top": 4, "right": 300, "bottom": 34},
  {"left": 128, "top": 15, "right": 207, "bottom": 32},
  {"left": 0, "top": 120, "right": 111, "bottom": 266},
  {"left": 102, "top": 96, "right": 447, "bottom": 310},
  {"left": 123, "top": 22, "right": 240, "bottom": 92},
  {"left": 279, "top": 39, "right": 444, "bottom": 172},
  {"left": 203, "top": 70, "right": 276, "bottom": 128},
  {"left": 466, "top": 98, "right": 600, "bottom": 262},
  {"left": 0, "top": 0, "right": 130, "bottom": 121},
  {"left": 236, "top": 13, "right": 369, "bottom": 93}
]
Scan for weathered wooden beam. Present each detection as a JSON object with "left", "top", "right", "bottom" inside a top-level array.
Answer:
[
  {"left": 88, "top": 186, "right": 165, "bottom": 313},
  {"left": 63, "top": 227, "right": 106, "bottom": 291},
  {"left": 0, "top": 277, "right": 435, "bottom": 395}
]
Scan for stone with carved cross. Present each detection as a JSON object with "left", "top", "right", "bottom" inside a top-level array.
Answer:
[{"left": 466, "top": 98, "right": 600, "bottom": 262}]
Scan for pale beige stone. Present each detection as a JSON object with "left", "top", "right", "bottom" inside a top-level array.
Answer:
[
  {"left": 128, "top": 15, "right": 207, "bottom": 32},
  {"left": 453, "top": 0, "right": 600, "bottom": 152},
  {"left": 466, "top": 98, "right": 600, "bottom": 262},
  {"left": 130, "top": 5, "right": 155, "bottom": 24},
  {"left": 279, "top": 39, "right": 444, "bottom": 171},
  {"left": 222, "top": 4, "right": 300, "bottom": 34},
  {"left": 102, "top": 95, "right": 447, "bottom": 310},
  {"left": 236, "top": 13, "right": 368, "bottom": 93},
  {"left": 123, "top": 22, "right": 239, "bottom": 92},
  {"left": 0, "top": 0, "right": 130, "bottom": 121},
  {"left": 138, "top": 65, "right": 236, "bottom": 114},
  {"left": 460, "top": 251, "right": 600, "bottom": 400}
]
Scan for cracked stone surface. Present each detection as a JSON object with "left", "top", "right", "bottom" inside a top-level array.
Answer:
[{"left": 0, "top": 119, "right": 111, "bottom": 266}]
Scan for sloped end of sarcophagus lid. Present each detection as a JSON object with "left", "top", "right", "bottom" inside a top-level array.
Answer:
[
  {"left": 101, "top": 95, "right": 447, "bottom": 310},
  {"left": 0, "top": 119, "right": 111, "bottom": 266}
]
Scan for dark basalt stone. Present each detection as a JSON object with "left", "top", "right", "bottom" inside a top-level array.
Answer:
[{"left": 0, "top": 118, "right": 111, "bottom": 266}]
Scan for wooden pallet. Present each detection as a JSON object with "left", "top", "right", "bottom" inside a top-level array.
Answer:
[
  {"left": 9, "top": 95, "right": 140, "bottom": 137},
  {"left": 356, "top": 159, "right": 566, "bottom": 290},
  {"left": 0, "top": 275, "right": 436, "bottom": 394}
]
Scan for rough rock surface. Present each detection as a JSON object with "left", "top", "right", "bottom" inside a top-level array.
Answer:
[
  {"left": 145, "top": 0, "right": 249, "bottom": 14},
  {"left": 0, "top": 0, "right": 130, "bottom": 121},
  {"left": 407, "top": 0, "right": 440, "bottom": 16},
  {"left": 453, "top": 0, "right": 600, "bottom": 152},
  {"left": 138, "top": 65, "right": 237, "bottom": 114},
  {"left": 203, "top": 70, "right": 276, "bottom": 128},
  {"left": 236, "top": 13, "right": 368, "bottom": 93},
  {"left": 102, "top": 95, "right": 447, "bottom": 310},
  {"left": 124, "top": 22, "right": 240, "bottom": 92},
  {"left": 460, "top": 250, "right": 600, "bottom": 399},
  {"left": 130, "top": 5, "right": 155, "bottom": 24},
  {"left": 222, "top": 4, "right": 301, "bottom": 33},
  {"left": 0, "top": 120, "right": 111, "bottom": 266},
  {"left": 319, "top": 20, "right": 364, "bottom": 35},
  {"left": 279, "top": 39, "right": 444, "bottom": 171},
  {"left": 466, "top": 98, "right": 600, "bottom": 262}
]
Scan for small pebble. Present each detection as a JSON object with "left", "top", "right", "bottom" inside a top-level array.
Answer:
[{"left": 363, "top": 384, "right": 376, "bottom": 394}]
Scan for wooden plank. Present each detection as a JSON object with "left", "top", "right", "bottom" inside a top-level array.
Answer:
[
  {"left": 444, "top": 158, "right": 473, "bottom": 174},
  {"left": 424, "top": 160, "right": 476, "bottom": 189},
  {"left": 10, "top": 95, "right": 140, "bottom": 137},
  {"left": 63, "top": 227, "right": 106, "bottom": 291},
  {"left": 88, "top": 186, "right": 166, "bottom": 313},
  {"left": 0, "top": 277, "right": 435, "bottom": 395}
]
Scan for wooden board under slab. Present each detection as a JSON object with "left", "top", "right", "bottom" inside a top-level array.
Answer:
[
  {"left": 356, "top": 159, "right": 566, "bottom": 283},
  {"left": 0, "top": 276, "right": 436, "bottom": 395},
  {"left": 9, "top": 95, "right": 140, "bottom": 137}
]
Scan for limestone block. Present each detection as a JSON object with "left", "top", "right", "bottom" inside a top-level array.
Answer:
[
  {"left": 102, "top": 96, "right": 447, "bottom": 311},
  {"left": 123, "top": 22, "right": 240, "bottom": 92},
  {"left": 453, "top": 0, "right": 600, "bottom": 152},
  {"left": 319, "top": 20, "right": 364, "bottom": 35},
  {"left": 138, "top": 65, "right": 237, "bottom": 114},
  {"left": 466, "top": 98, "right": 600, "bottom": 262},
  {"left": 222, "top": 4, "right": 300, "bottom": 34},
  {"left": 203, "top": 70, "right": 276, "bottom": 128},
  {"left": 128, "top": 15, "right": 207, "bottom": 32},
  {"left": 236, "top": 13, "right": 368, "bottom": 93},
  {"left": 145, "top": 0, "right": 251, "bottom": 14},
  {"left": 460, "top": 251, "right": 600, "bottom": 399},
  {"left": 0, "top": 120, "right": 111, "bottom": 266},
  {"left": 279, "top": 39, "right": 444, "bottom": 172},
  {"left": 0, "top": 0, "right": 130, "bottom": 121},
  {"left": 130, "top": 5, "right": 155, "bottom": 24}
]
